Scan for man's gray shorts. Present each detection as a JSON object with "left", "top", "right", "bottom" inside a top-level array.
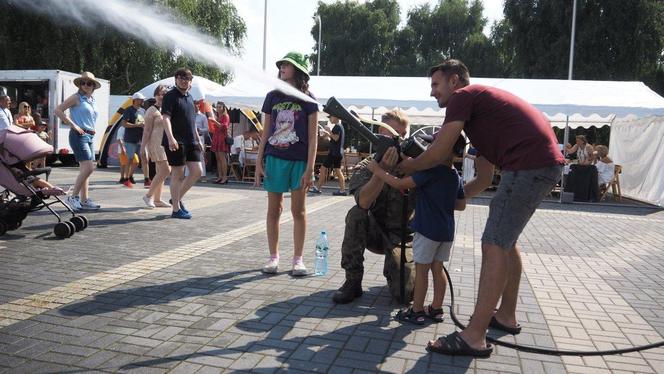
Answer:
[
  {"left": 413, "top": 233, "right": 453, "bottom": 264},
  {"left": 482, "top": 164, "right": 563, "bottom": 250}
]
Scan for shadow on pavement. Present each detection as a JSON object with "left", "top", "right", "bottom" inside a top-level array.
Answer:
[
  {"left": 116, "top": 287, "right": 468, "bottom": 372},
  {"left": 58, "top": 269, "right": 262, "bottom": 316}
]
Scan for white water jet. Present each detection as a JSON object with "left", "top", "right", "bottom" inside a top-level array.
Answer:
[{"left": 15, "top": 0, "right": 318, "bottom": 106}]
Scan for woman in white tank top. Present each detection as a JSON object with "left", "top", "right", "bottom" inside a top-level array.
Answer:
[{"left": 565, "top": 135, "right": 593, "bottom": 165}]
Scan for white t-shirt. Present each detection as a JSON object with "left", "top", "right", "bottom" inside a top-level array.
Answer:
[
  {"left": 0, "top": 108, "right": 12, "bottom": 131},
  {"left": 596, "top": 160, "right": 615, "bottom": 186},
  {"left": 195, "top": 113, "right": 207, "bottom": 135},
  {"left": 116, "top": 126, "right": 125, "bottom": 141}
]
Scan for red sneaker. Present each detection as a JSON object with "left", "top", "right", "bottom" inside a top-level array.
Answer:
[
  {"left": 144, "top": 179, "right": 152, "bottom": 188},
  {"left": 123, "top": 180, "right": 134, "bottom": 188}
]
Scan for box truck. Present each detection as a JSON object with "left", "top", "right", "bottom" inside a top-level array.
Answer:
[{"left": 0, "top": 70, "right": 110, "bottom": 164}]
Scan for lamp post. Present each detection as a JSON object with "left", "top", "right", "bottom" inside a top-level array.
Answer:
[
  {"left": 561, "top": 0, "right": 578, "bottom": 202},
  {"left": 262, "top": 0, "right": 268, "bottom": 70},
  {"left": 316, "top": 15, "right": 321, "bottom": 75}
]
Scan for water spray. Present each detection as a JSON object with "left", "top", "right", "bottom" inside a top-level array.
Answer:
[{"left": 15, "top": 0, "right": 319, "bottom": 106}]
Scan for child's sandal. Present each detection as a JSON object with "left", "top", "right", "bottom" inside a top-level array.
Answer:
[
  {"left": 424, "top": 304, "right": 444, "bottom": 323},
  {"left": 395, "top": 306, "right": 427, "bottom": 325}
]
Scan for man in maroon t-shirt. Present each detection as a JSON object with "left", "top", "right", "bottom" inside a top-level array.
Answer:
[{"left": 400, "top": 59, "right": 564, "bottom": 357}]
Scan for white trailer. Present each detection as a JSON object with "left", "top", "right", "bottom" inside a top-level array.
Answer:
[{"left": 0, "top": 70, "right": 110, "bottom": 161}]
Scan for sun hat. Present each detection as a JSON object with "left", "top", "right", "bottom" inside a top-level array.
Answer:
[
  {"left": 132, "top": 92, "right": 146, "bottom": 101},
  {"left": 276, "top": 52, "right": 310, "bottom": 77},
  {"left": 73, "top": 72, "right": 102, "bottom": 89}
]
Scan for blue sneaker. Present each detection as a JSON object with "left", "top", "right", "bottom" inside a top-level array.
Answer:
[
  {"left": 169, "top": 199, "right": 189, "bottom": 214},
  {"left": 171, "top": 208, "right": 192, "bottom": 219}
]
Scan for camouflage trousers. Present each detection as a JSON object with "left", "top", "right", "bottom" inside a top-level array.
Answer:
[{"left": 340, "top": 206, "right": 415, "bottom": 302}]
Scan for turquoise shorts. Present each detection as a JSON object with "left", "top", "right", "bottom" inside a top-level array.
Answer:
[{"left": 263, "top": 155, "right": 307, "bottom": 193}]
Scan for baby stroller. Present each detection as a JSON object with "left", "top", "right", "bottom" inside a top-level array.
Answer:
[{"left": 0, "top": 125, "right": 88, "bottom": 238}]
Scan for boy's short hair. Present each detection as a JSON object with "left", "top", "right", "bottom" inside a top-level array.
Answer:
[{"left": 174, "top": 68, "right": 193, "bottom": 80}]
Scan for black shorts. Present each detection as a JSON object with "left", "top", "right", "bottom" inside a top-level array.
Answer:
[
  {"left": 165, "top": 143, "right": 202, "bottom": 167},
  {"left": 323, "top": 153, "right": 343, "bottom": 169}
]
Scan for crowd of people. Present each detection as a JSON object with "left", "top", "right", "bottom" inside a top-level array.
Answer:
[{"left": 2, "top": 56, "right": 591, "bottom": 359}]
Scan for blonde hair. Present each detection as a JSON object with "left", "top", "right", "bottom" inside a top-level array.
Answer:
[
  {"left": 595, "top": 144, "right": 609, "bottom": 158},
  {"left": 18, "top": 101, "right": 31, "bottom": 114},
  {"left": 381, "top": 109, "right": 410, "bottom": 136}
]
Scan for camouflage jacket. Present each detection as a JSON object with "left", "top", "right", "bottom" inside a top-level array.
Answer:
[{"left": 348, "top": 156, "right": 416, "bottom": 248}]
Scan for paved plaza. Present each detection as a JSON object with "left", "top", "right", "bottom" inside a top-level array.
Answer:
[{"left": 1, "top": 167, "right": 663, "bottom": 373}]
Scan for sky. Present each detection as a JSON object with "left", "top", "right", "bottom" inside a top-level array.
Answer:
[{"left": 231, "top": 0, "right": 505, "bottom": 72}]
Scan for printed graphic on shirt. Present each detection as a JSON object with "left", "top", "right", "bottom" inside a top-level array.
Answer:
[{"left": 268, "top": 109, "right": 300, "bottom": 149}]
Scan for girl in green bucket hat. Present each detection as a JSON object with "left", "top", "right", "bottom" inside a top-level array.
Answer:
[{"left": 255, "top": 51, "right": 319, "bottom": 276}]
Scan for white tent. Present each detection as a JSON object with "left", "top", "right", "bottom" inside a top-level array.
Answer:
[
  {"left": 221, "top": 76, "right": 664, "bottom": 126},
  {"left": 130, "top": 74, "right": 664, "bottom": 207},
  {"left": 136, "top": 75, "right": 233, "bottom": 102}
]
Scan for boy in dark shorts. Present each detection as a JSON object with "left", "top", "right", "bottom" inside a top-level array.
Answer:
[{"left": 368, "top": 136, "right": 466, "bottom": 325}]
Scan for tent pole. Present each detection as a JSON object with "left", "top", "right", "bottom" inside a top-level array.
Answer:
[{"left": 560, "top": 119, "right": 570, "bottom": 203}]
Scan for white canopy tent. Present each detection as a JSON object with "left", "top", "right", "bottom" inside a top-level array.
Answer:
[{"left": 128, "top": 74, "right": 664, "bottom": 207}]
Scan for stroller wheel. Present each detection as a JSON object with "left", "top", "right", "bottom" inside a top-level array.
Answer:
[
  {"left": 7, "top": 220, "right": 22, "bottom": 231},
  {"left": 79, "top": 215, "right": 89, "bottom": 230},
  {"left": 54, "top": 222, "right": 72, "bottom": 239},
  {"left": 64, "top": 221, "right": 76, "bottom": 237},
  {"left": 70, "top": 216, "right": 85, "bottom": 232},
  {"left": 0, "top": 221, "right": 6, "bottom": 236}
]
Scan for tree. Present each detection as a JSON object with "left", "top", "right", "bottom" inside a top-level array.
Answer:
[
  {"left": 311, "top": 0, "right": 401, "bottom": 76},
  {"left": 0, "top": 0, "right": 246, "bottom": 94},
  {"left": 497, "top": 0, "right": 664, "bottom": 90},
  {"left": 312, "top": 0, "right": 495, "bottom": 77}
]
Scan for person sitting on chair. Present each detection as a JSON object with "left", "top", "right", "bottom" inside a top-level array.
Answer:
[{"left": 594, "top": 145, "right": 614, "bottom": 189}]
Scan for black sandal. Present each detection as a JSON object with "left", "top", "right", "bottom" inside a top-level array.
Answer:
[
  {"left": 424, "top": 304, "right": 444, "bottom": 323},
  {"left": 426, "top": 331, "right": 493, "bottom": 358},
  {"left": 395, "top": 306, "right": 427, "bottom": 325},
  {"left": 489, "top": 315, "right": 522, "bottom": 335}
]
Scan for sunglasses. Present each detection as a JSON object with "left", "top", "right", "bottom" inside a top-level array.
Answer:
[
  {"left": 80, "top": 80, "right": 96, "bottom": 87},
  {"left": 176, "top": 76, "right": 193, "bottom": 82}
]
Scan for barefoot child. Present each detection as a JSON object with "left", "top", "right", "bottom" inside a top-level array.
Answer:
[{"left": 367, "top": 135, "right": 466, "bottom": 324}]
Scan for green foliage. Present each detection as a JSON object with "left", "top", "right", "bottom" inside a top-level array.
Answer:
[
  {"left": 310, "top": 0, "right": 664, "bottom": 95},
  {"left": 499, "top": 0, "right": 664, "bottom": 84},
  {"left": 0, "top": 0, "right": 246, "bottom": 94},
  {"left": 311, "top": 0, "right": 401, "bottom": 75},
  {"left": 313, "top": 0, "right": 493, "bottom": 77}
]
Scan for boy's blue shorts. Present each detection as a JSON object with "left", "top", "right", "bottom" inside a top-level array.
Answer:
[{"left": 263, "top": 155, "right": 307, "bottom": 193}]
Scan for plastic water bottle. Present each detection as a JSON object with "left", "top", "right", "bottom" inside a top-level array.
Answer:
[{"left": 314, "top": 231, "right": 329, "bottom": 276}]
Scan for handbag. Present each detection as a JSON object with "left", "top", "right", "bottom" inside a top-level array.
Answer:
[{"left": 225, "top": 135, "right": 234, "bottom": 146}]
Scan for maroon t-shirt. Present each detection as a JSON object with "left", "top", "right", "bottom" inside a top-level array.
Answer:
[{"left": 444, "top": 85, "right": 564, "bottom": 171}]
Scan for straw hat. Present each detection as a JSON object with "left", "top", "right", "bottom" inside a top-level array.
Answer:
[{"left": 73, "top": 72, "right": 102, "bottom": 89}]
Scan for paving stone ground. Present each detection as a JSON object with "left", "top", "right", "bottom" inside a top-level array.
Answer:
[{"left": 1, "top": 167, "right": 663, "bottom": 373}]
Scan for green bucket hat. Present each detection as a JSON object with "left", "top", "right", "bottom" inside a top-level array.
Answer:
[{"left": 276, "top": 51, "right": 310, "bottom": 77}]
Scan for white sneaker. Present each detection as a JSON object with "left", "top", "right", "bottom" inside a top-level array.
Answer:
[
  {"left": 80, "top": 198, "right": 101, "bottom": 210},
  {"left": 291, "top": 261, "right": 308, "bottom": 276},
  {"left": 142, "top": 195, "right": 155, "bottom": 209},
  {"left": 262, "top": 258, "right": 279, "bottom": 274},
  {"left": 66, "top": 195, "right": 82, "bottom": 211}
]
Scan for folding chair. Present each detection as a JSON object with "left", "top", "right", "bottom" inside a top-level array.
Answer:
[
  {"left": 600, "top": 164, "right": 622, "bottom": 201},
  {"left": 242, "top": 151, "right": 258, "bottom": 182}
]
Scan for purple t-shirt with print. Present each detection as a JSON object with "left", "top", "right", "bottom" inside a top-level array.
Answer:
[{"left": 261, "top": 90, "right": 318, "bottom": 161}]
